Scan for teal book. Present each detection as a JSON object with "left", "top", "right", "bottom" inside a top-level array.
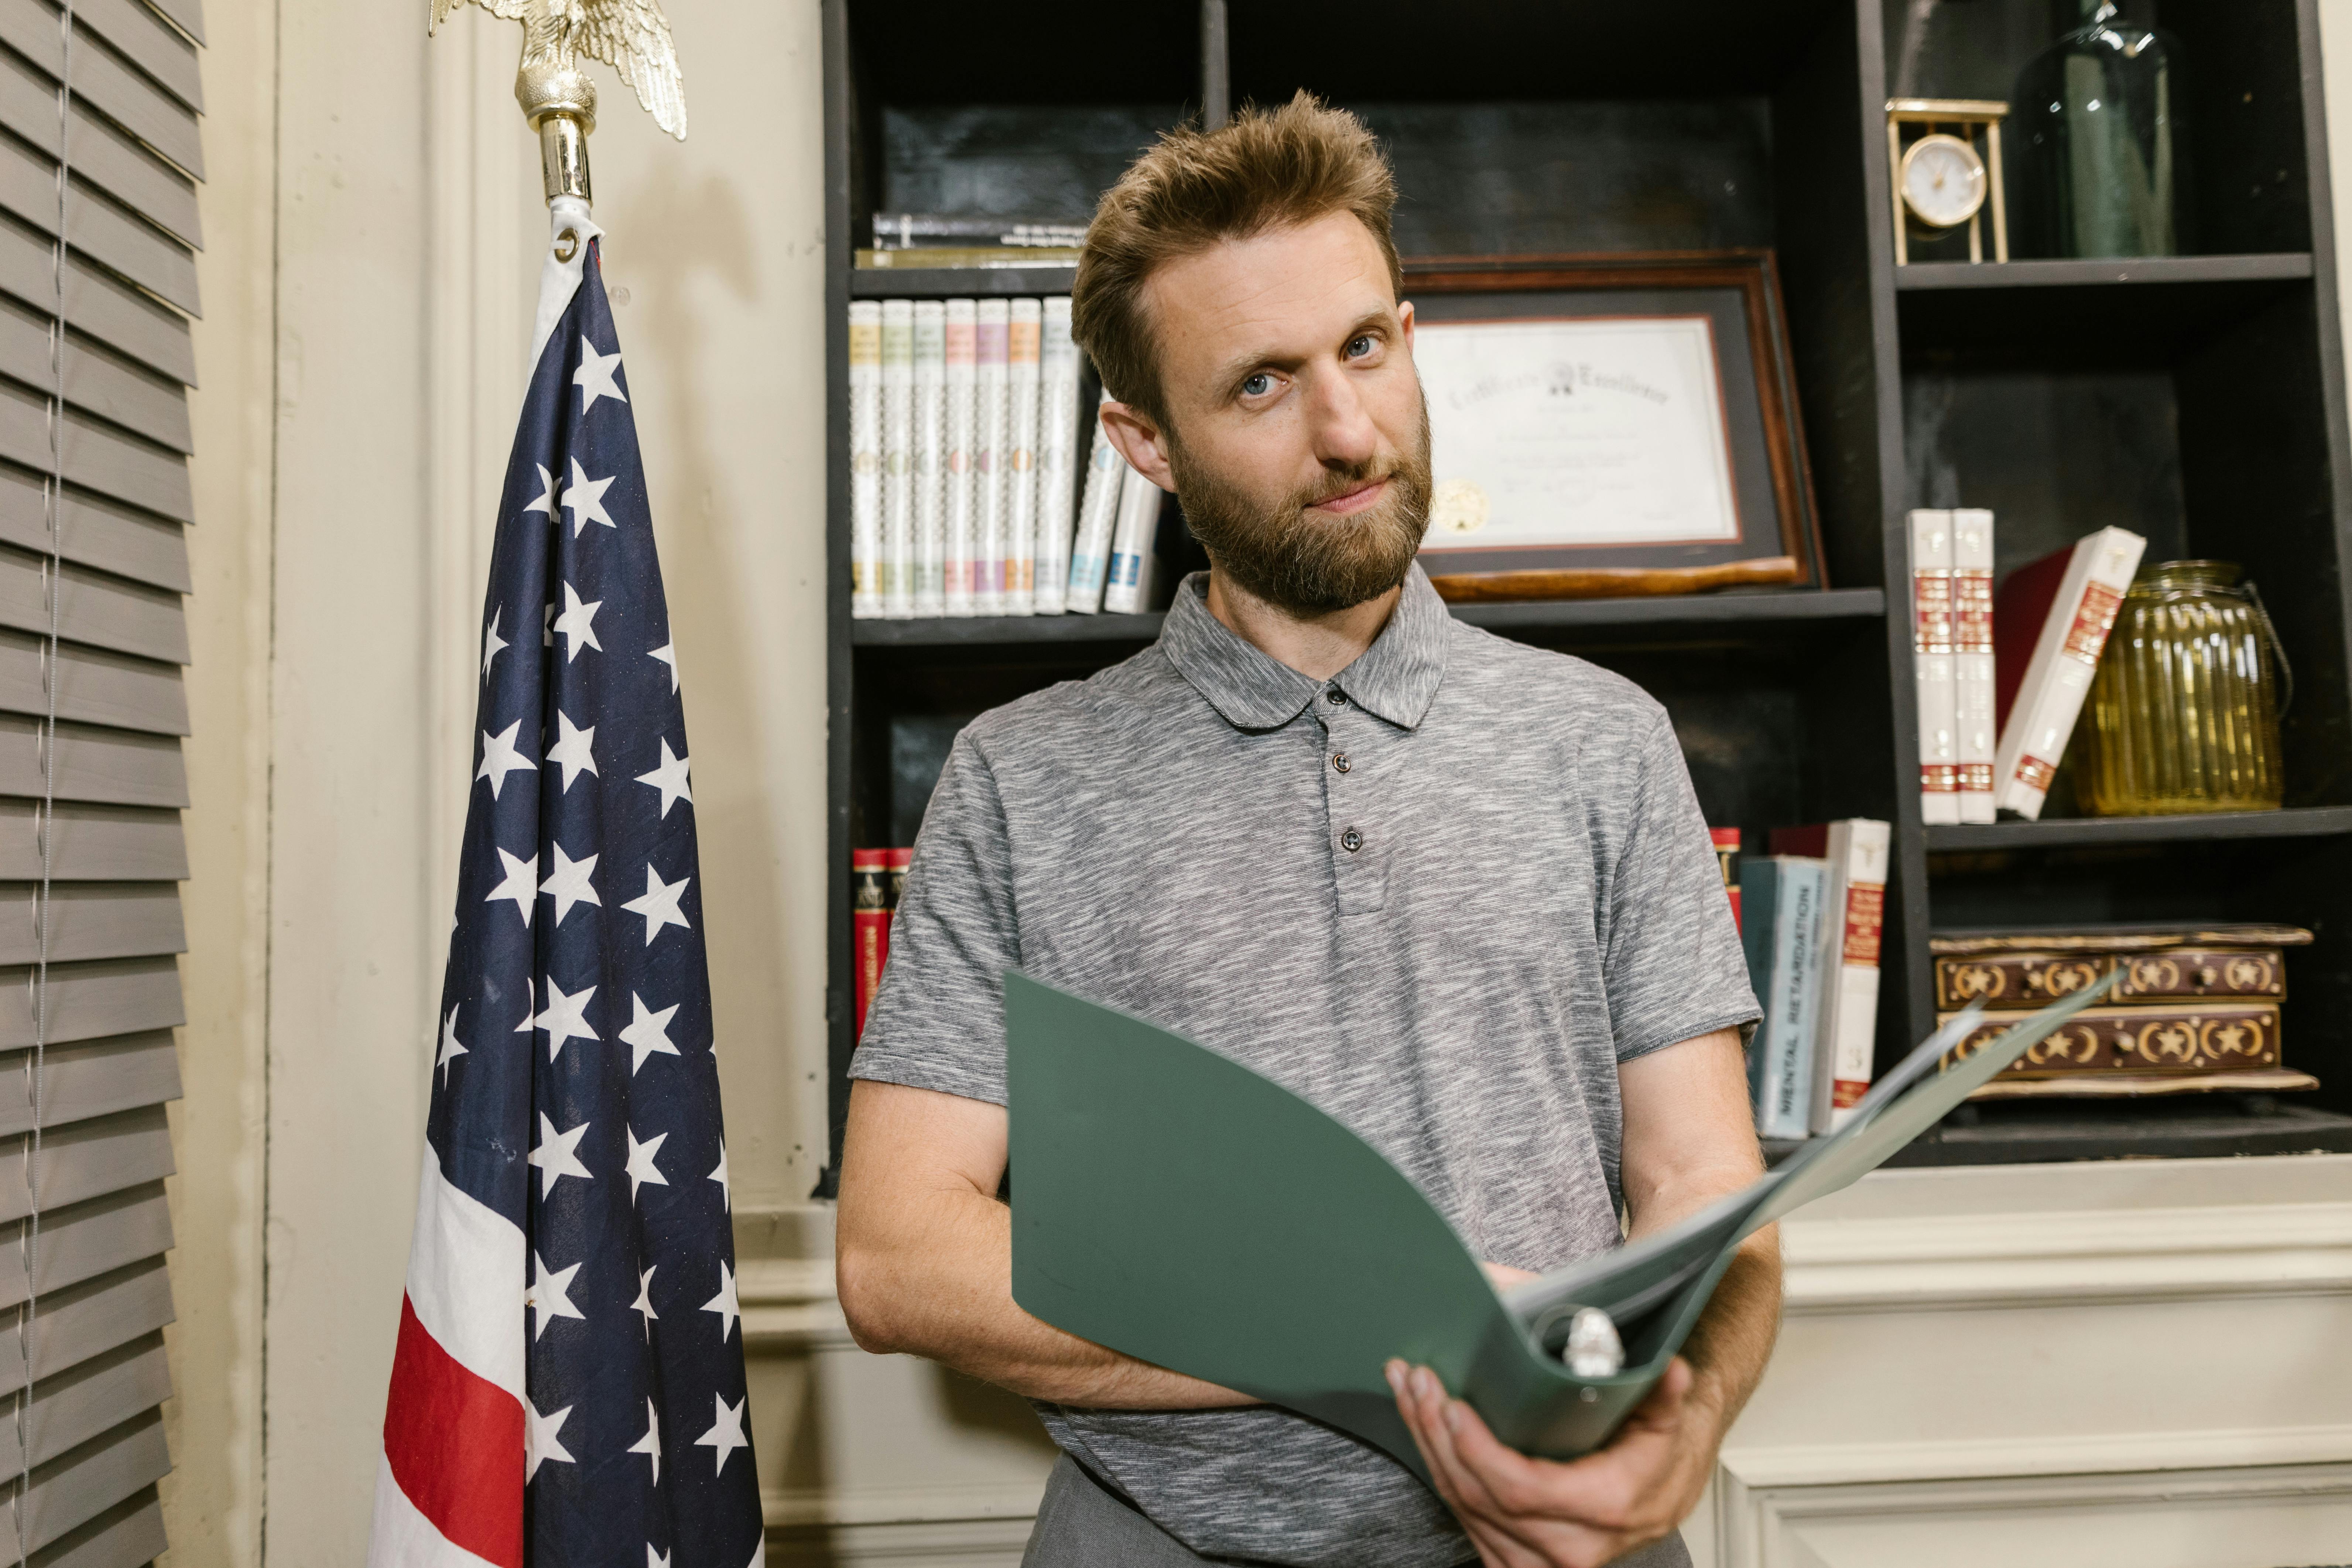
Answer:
[
  {"left": 1741, "top": 856, "right": 1829, "bottom": 1140},
  {"left": 1006, "top": 966, "right": 2119, "bottom": 1478}
]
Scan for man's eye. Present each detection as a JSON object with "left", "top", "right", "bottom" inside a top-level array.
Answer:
[
  {"left": 1346, "top": 335, "right": 1376, "bottom": 359},
  {"left": 1240, "top": 372, "right": 1273, "bottom": 397}
]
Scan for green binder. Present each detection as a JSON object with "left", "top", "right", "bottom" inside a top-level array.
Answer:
[{"left": 1006, "top": 967, "right": 2120, "bottom": 1475}]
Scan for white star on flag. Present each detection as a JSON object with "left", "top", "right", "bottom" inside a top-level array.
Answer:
[
  {"left": 620, "top": 992, "right": 682, "bottom": 1074},
  {"left": 523, "top": 461, "right": 559, "bottom": 517},
  {"left": 709, "top": 1137, "right": 732, "bottom": 1211},
  {"left": 525, "top": 1397, "right": 576, "bottom": 1483},
  {"left": 632, "top": 1265, "right": 659, "bottom": 1338},
  {"left": 635, "top": 738, "right": 692, "bottom": 817},
  {"left": 649, "top": 641, "right": 678, "bottom": 693},
  {"left": 625, "top": 1127, "right": 671, "bottom": 1203},
  {"left": 435, "top": 1006, "right": 467, "bottom": 1086},
  {"left": 628, "top": 1397, "right": 664, "bottom": 1483},
  {"left": 477, "top": 720, "right": 536, "bottom": 798},
  {"left": 622, "top": 863, "right": 692, "bottom": 946},
  {"left": 532, "top": 976, "right": 599, "bottom": 1061},
  {"left": 481, "top": 607, "right": 508, "bottom": 681},
  {"left": 530, "top": 1112, "right": 594, "bottom": 1197},
  {"left": 696, "top": 1393, "right": 750, "bottom": 1475},
  {"left": 562, "top": 457, "right": 619, "bottom": 537},
  {"left": 546, "top": 710, "right": 600, "bottom": 792},
  {"left": 574, "top": 336, "right": 627, "bottom": 412},
  {"left": 484, "top": 848, "right": 539, "bottom": 926},
  {"left": 648, "top": 1551, "right": 671, "bottom": 1568},
  {"left": 543, "top": 599, "right": 555, "bottom": 647},
  {"left": 702, "top": 1260, "right": 741, "bottom": 1342},
  {"left": 527, "top": 1250, "right": 586, "bottom": 1341},
  {"left": 553, "top": 581, "right": 604, "bottom": 663},
  {"left": 538, "top": 844, "right": 603, "bottom": 928}
]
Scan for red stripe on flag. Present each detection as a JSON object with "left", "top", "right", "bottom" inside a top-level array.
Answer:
[{"left": 383, "top": 1293, "right": 524, "bottom": 1568}]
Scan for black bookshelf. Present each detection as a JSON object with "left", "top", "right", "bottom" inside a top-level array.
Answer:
[{"left": 819, "top": 0, "right": 2352, "bottom": 1188}]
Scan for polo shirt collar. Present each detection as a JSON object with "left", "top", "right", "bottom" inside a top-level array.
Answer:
[{"left": 1160, "top": 562, "right": 1452, "bottom": 733}]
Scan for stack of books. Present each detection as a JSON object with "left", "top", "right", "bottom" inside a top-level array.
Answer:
[
  {"left": 1909, "top": 511, "right": 2147, "bottom": 822},
  {"left": 849, "top": 297, "right": 1168, "bottom": 620},
  {"left": 1738, "top": 819, "right": 1893, "bottom": 1140},
  {"left": 1931, "top": 924, "right": 2320, "bottom": 1098}
]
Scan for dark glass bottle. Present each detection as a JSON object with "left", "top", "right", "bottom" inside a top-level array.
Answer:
[{"left": 2010, "top": 1, "right": 2188, "bottom": 258}]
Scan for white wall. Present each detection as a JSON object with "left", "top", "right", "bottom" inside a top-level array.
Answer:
[{"left": 172, "top": 0, "right": 848, "bottom": 1558}]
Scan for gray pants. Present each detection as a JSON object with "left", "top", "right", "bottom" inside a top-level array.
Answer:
[{"left": 1020, "top": 1452, "right": 1693, "bottom": 1568}]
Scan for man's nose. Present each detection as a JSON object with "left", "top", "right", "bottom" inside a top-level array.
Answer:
[{"left": 1304, "top": 364, "right": 1380, "bottom": 470}]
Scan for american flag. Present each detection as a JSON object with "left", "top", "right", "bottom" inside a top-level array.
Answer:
[{"left": 370, "top": 209, "right": 764, "bottom": 1568}]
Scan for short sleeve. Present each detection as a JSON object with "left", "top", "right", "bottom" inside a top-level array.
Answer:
[
  {"left": 848, "top": 733, "right": 1019, "bottom": 1105},
  {"left": 1600, "top": 705, "right": 1762, "bottom": 1063}
]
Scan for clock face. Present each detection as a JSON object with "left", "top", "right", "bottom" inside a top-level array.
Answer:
[{"left": 1901, "top": 133, "right": 1988, "bottom": 228}]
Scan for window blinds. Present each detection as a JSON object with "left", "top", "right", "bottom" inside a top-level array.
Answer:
[{"left": 0, "top": 0, "right": 197, "bottom": 1561}]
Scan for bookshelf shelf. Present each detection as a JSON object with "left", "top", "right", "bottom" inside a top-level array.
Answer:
[
  {"left": 849, "top": 589, "right": 1889, "bottom": 650},
  {"left": 1894, "top": 254, "right": 2316, "bottom": 291},
  {"left": 822, "top": 0, "right": 2352, "bottom": 1183},
  {"left": 1925, "top": 807, "right": 2352, "bottom": 853},
  {"left": 848, "top": 266, "right": 1079, "bottom": 299}
]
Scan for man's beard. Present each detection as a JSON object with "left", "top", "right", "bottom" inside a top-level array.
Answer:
[{"left": 1166, "top": 399, "right": 1433, "bottom": 616}]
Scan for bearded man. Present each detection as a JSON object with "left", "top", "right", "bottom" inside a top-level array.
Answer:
[{"left": 836, "top": 94, "right": 1780, "bottom": 1568}]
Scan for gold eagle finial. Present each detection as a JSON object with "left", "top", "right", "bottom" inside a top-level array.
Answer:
[{"left": 430, "top": 0, "right": 687, "bottom": 142}]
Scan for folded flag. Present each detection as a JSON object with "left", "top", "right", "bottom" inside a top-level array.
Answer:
[{"left": 369, "top": 198, "right": 764, "bottom": 1568}]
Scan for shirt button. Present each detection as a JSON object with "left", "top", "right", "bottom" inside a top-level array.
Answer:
[
  {"left": 1340, "top": 827, "right": 1364, "bottom": 853},
  {"left": 1332, "top": 752, "right": 1351, "bottom": 773},
  {"left": 1325, "top": 688, "right": 1347, "bottom": 706}
]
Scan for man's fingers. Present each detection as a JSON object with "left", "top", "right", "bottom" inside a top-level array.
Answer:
[{"left": 1388, "top": 1361, "right": 1473, "bottom": 1518}]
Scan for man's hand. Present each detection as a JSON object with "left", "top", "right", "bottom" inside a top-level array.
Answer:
[{"left": 1386, "top": 1356, "right": 1721, "bottom": 1568}]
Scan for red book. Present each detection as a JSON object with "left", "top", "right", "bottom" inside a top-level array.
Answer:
[
  {"left": 1992, "top": 547, "right": 2073, "bottom": 733},
  {"left": 852, "top": 848, "right": 914, "bottom": 1038},
  {"left": 1710, "top": 828, "right": 1741, "bottom": 933}
]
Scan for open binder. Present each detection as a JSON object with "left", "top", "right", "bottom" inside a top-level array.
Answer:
[{"left": 1006, "top": 967, "right": 2121, "bottom": 1476}]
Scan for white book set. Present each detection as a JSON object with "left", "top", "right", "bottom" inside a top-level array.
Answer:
[{"left": 851, "top": 297, "right": 1165, "bottom": 619}]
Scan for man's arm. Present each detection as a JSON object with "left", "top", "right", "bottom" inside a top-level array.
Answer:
[
  {"left": 1390, "top": 1027, "right": 1782, "bottom": 1568},
  {"left": 834, "top": 1077, "right": 1257, "bottom": 1410}
]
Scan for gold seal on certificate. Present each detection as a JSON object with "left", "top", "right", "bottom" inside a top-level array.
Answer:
[{"left": 1430, "top": 479, "right": 1489, "bottom": 535}]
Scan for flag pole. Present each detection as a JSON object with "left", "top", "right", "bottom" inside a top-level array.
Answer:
[{"left": 518, "top": 60, "right": 598, "bottom": 208}]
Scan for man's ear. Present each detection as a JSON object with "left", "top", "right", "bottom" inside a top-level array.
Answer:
[
  {"left": 1398, "top": 298, "right": 1415, "bottom": 350},
  {"left": 1099, "top": 400, "right": 1178, "bottom": 493}
]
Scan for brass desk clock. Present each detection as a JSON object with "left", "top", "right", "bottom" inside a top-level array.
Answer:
[{"left": 1887, "top": 99, "right": 2009, "bottom": 264}]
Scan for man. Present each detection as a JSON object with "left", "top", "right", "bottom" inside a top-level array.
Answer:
[{"left": 837, "top": 94, "right": 1779, "bottom": 1568}]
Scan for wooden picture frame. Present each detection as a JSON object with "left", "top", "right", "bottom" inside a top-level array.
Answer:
[{"left": 1402, "top": 252, "right": 1828, "bottom": 602}]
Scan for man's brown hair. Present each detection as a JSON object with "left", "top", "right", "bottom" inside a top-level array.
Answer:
[{"left": 1071, "top": 92, "right": 1401, "bottom": 427}]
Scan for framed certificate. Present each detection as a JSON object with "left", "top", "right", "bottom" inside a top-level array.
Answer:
[{"left": 1403, "top": 253, "right": 1828, "bottom": 600}]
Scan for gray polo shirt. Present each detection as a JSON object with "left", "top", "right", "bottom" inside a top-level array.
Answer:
[{"left": 852, "top": 563, "right": 1760, "bottom": 1568}]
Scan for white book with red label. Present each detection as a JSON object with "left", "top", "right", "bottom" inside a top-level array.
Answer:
[
  {"left": 1908, "top": 509, "right": 1958, "bottom": 824},
  {"left": 1951, "top": 508, "right": 1996, "bottom": 824},
  {"left": 1770, "top": 819, "right": 1890, "bottom": 1132},
  {"left": 1992, "top": 527, "right": 2147, "bottom": 819}
]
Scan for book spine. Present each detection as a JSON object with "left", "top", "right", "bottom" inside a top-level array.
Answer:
[
  {"left": 1102, "top": 465, "right": 1164, "bottom": 614},
  {"left": 1993, "top": 528, "right": 2147, "bottom": 819},
  {"left": 942, "top": 300, "right": 977, "bottom": 616},
  {"left": 1952, "top": 509, "right": 1995, "bottom": 823},
  {"left": 848, "top": 301, "right": 883, "bottom": 619},
  {"left": 880, "top": 300, "right": 915, "bottom": 619},
  {"left": 1710, "top": 827, "right": 1741, "bottom": 934},
  {"left": 850, "top": 850, "right": 897, "bottom": 1038},
  {"left": 1746, "top": 859, "right": 1825, "bottom": 1140},
  {"left": 973, "top": 300, "right": 1010, "bottom": 615},
  {"left": 1938, "top": 1003, "right": 2280, "bottom": 1076},
  {"left": 1065, "top": 396, "right": 1123, "bottom": 613},
  {"left": 1909, "top": 509, "right": 1958, "bottom": 825},
  {"left": 1815, "top": 820, "right": 1890, "bottom": 1132},
  {"left": 911, "top": 301, "right": 947, "bottom": 616},
  {"left": 1033, "top": 298, "right": 1080, "bottom": 615},
  {"left": 1002, "top": 298, "right": 1043, "bottom": 616}
]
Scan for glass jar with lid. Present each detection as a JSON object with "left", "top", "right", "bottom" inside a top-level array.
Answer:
[{"left": 2078, "top": 560, "right": 2287, "bottom": 815}]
